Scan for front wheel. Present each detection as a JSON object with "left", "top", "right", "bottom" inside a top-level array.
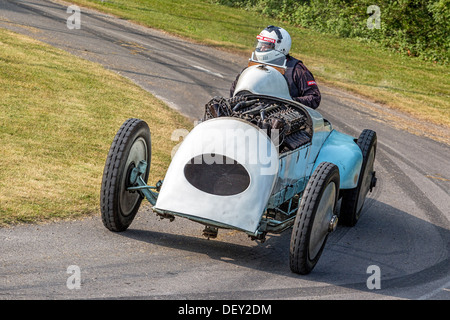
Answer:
[
  {"left": 100, "top": 118, "right": 151, "bottom": 232},
  {"left": 289, "top": 162, "right": 340, "bottom": 275}
]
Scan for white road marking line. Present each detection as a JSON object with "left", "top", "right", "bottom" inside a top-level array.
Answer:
[
  {"left": 418, "top": 279, "right": 450, "bottom": 300},
  {"left": 192, "top": 65, "right": 224, "bottom": 78}
]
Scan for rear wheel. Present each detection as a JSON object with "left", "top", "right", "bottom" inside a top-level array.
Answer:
[
  {"left": 340, "top": 129, "right": 377, "bottom": 227},
  {"left": 100, "top": 118, "right": 151, "bottom": 232},
  {"left": 290, "top": 162, "right": 340, "bottom": 275}
]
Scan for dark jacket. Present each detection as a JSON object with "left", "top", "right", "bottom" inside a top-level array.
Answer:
[{"left": 229, "top": 55, "right": 321, "bottom": 109}]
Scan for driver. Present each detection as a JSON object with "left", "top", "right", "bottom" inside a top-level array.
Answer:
[{"left": 230, "top": 25, "right": 321, "bottom": 109}]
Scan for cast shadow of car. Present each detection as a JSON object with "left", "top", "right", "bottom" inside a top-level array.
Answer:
[{"left": 121, "top": 198, "right": 449, "bottom": 299}]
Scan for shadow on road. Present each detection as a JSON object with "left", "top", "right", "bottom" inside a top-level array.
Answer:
[{"left": 119, "top": 199, "right": 449, "bottom": 299}]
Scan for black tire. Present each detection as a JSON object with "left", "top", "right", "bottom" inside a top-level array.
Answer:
[
  {"left": 290, "top": 162, "right": 340, "bottom": 275},
  {"left": 100, "top": 118, "right": 151, "bottom": 232},
  {"left": 339, "top": 129, "right": 377, "bottom": 227}
]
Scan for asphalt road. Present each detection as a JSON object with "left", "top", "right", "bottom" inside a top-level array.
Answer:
[{"left": 1, "top": 0, "right": 449, "bottom": 300}]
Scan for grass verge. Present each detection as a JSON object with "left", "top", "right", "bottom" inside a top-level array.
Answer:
[
  {"left": 0, "top": 28, "right": 192, "bottom": 226},
  {"left": 68, "top": 0, "right": 449, "bottom": 131}
]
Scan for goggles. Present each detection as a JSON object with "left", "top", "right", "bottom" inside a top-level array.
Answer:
[{"left": 255, "top": 35, "right": 276, "bottom": 52}]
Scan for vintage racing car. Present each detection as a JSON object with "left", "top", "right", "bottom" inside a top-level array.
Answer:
[{"left": 100, "top": 61, "right": 377, "bottom": 274}]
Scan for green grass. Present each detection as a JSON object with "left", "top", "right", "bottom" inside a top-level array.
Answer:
[
  {"left": 70, "top": 0, "right": 449, "bottom": 131},
  {"left": 0, "top": 28, "right": 192, "bottom": 226}
]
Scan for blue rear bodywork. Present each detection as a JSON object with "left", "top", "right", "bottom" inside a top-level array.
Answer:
[{"left": 313, "top": 130, "right": 363, "bottom": 189}]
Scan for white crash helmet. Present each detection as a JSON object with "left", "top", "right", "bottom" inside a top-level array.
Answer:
[{"left": 254, "top": 25, "right": 291, "bottom": 65}]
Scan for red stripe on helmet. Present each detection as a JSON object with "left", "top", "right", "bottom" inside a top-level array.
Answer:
[{"left": 257, "top": 34, "right": 276, "bottom": 43}]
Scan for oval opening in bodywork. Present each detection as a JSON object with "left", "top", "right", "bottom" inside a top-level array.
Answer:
[{"left": 184, "top": 154, "right": 250, "bottom": 196}]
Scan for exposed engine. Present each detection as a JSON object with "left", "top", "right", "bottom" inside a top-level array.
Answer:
[{"left": 203, "top": 95, "right": 311, "bottom": 153}]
